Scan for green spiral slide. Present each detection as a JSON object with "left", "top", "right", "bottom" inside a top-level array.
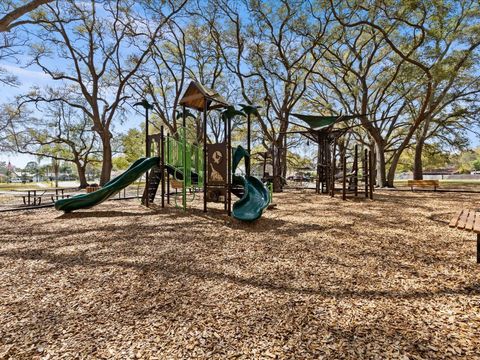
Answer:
[
  {"left": 231, "top": 146, "right": 270, "bottom": 222},
  {"left": 55, "top": 157, "right": 160, "bottom": 213}
]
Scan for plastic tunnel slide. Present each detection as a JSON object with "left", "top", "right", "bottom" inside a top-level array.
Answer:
[
  {"left": 55, "top": 157, "right": 160, "bottom": 213},
  {"left": 231, "top": 146, "right": 270, "bottom": 222}
]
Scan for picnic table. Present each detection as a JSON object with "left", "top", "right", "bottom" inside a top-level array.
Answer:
[
  {"left": 12, "top": 187, "right": 77, "bottom": 206},
  {"left": 48, "top": 187, "right": 77, "bottom": 201},
  {"left": 11, "top": 189, "right": 45, "bottom": 206}
]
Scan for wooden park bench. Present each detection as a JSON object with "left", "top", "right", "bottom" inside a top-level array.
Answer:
[
  {"left": 408, "top": 179, "right": 439, "bottom": 191},
  {"left": 449, "top": 209, "right": 480, "bottom": 263}
]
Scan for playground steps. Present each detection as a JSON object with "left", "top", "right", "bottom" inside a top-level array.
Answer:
[{"left": 144, "top": 166, "right": 163, "bottom": 203}]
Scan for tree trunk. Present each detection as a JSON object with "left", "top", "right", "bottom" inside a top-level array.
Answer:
[
  {"left": 413, "top": 138, "right": 424, "bottom": 180},
  {"left": 272, "top": 142, "right": 283, "bottom": 192},
  {"left": 374, "top": 141, "right": 388, "bottom": 187},
  {"left": 100, "top": 135, "right": 112, "bottom": 186},
  {"left": 281, "top": 146, "right": 287, "bottom": 179},
  {"left": 75, "top": 162, "right": 88, "bottom": 188},
  {"left": 413, "top": 117, "right": 431, "bottom": 181},
  {"left": 53, "top": 160, "right": 59, "bottom": 188},
  {"left": 386, "top": 112, "right": 429, "bottom": 187},
  {"left": 386, "top": 152, "right": 402, "bottom": 187}
]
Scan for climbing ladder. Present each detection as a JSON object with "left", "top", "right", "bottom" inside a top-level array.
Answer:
[
  {"left": 143, "top": 166, "right": 163, "bottom": 203},
  {"left": 143, "top": 126, "right": 203, "bottom": 208}
]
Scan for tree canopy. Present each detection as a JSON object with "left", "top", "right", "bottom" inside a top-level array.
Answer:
[{"left": 0, "top": 0, "right": 478, "bottom": 188}]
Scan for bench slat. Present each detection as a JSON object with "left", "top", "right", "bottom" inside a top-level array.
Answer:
[
  {"left": 466, "top": 210, "right": 475, "bottom": 231},
  {"left": 457, "top": 209, "right": 469, "bottom": 229},
  {"left": 407, "top": 180, "right": 439, "bottom": 185},
  {"left": 449, "top": 210, "right": 463, "bottom": 227}
]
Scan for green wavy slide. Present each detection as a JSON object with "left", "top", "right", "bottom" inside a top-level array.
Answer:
[
  {"left": 231, "top": 146, "right": 270, "bottom": 222},
  {"left": 55, "top": 157, "right": 160, "bottom": 213}
]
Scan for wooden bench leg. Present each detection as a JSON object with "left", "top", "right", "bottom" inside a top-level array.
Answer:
[{"left": 477, "top": 233, "right": 480, "bottom": 264}]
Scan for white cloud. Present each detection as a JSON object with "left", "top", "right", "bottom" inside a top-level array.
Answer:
[
  {"left": 0, "top": 63, "right": 55, "bottom": 100},
  {"left": 0, "top": 63, "right": 51, "bottom": 81}
]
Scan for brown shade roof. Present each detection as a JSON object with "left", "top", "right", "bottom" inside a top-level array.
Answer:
[{"left": 179, "top": 81, "right": 231, "bottom": 111}]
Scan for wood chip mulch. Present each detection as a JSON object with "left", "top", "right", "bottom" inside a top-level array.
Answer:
[{"left": 0, "top": 190, "right": 479, "bottom": 359}]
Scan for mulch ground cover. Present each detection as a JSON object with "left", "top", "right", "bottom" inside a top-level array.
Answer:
[{"left": 1, "top": 190, "right": 479, "bottom": 359}]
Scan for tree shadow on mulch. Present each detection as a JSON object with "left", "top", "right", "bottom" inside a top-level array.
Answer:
[
  {"left": 145, "top": 205, "right": 337, "bottom": 235},
  {"left": 1, "top": 247, "right": 478, "bottom": 300},
  {"left": 56, "top": 209, "right": 158, "bottom": 219}
]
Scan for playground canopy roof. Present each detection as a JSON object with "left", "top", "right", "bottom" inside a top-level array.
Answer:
[
  {"left": 291, "top": 113, "right": 361, "bottom": 131},
  {"left": 179, "top": 81, "right": 231, "bottom": 111}
]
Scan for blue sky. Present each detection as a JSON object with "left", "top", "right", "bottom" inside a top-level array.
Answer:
[
  {"left": 1, "top": 0, "right": 478, "bottom": 169},
  {"left": 0, "top": 62, "right": 51, "bottom": 167},
  {"left": 0, "top": 2, "right": 146, "bottom": 168},
  {"left": 2, "top": 55, "right": 479, "bottom": 168},
  {"left": 0, "top": 60, "right": 144, "bottom": 168}
]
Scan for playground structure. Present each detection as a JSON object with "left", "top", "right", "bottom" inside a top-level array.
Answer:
[
  {"left": 55, "top": 81, "right": 270, "bottom": 221},
  {"left": 139, "top": 82, "right": 270, "bottom": 221},
  {"left": 54, "top": 82, "right": 375, "bottom": 218},
  {"left": 141, "top": 82, "right": 270, "bottom": 220},
  {"left": 289, "top": 113, "right": 374, "bottom": 200}
]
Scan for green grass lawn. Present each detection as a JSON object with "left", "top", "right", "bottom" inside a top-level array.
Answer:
[
  {"left": 395, "top": 179, "right": 480, "bottom": 184},
  {"left": 0, "top": 181, "right": 143, "bottom": 196},
  {"left": 0, "top": 182, "right": 53, "bottom": 191},
  {"left": 394, "top": 179, "right": 480, "bottom": 189}
]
